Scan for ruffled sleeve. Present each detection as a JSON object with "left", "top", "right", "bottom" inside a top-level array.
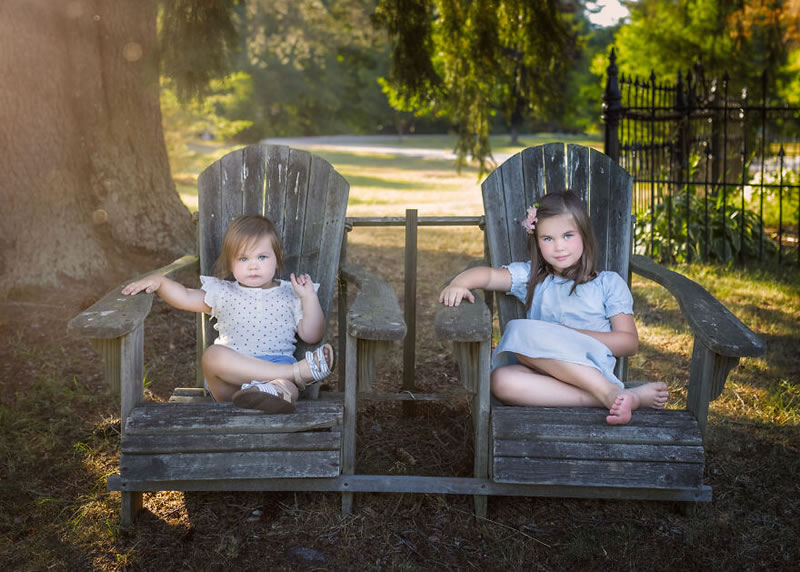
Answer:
[
  {"left": 199, "top": 275, "right": 221, "bottom": 314},
  {"left": 602, "top": 271, "right": 634, "bottom": 318},
  {"left": 502, "top": 261, "right": 531, "bottom": 304}
]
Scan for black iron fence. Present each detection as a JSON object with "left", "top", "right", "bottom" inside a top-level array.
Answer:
[{"left": 603, "top": 49, "right": 800, "bottom": 267}]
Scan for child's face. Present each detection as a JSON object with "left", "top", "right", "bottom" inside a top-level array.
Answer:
[
  {"left": 231, "top": 234, "right": 279, "bottom": 288},
  {"left": 536, "top": 214, "right": 584, "bottom": 275}
]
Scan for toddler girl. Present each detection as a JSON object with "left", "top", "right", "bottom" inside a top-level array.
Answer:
[
  {"left": 439, "top": 191, "right": 668, "bottom": 424},
  {"left": 122, "top": 214, "right": 334, "bottom": 413}
]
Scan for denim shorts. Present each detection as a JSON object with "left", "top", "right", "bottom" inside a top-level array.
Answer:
[{"left": 204, "top": 353, "right": 297, "bottom": 401}]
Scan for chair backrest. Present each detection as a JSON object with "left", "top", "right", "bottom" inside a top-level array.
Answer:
[
  {"left": 482, "top": 142, "right": 633, "bottom": 354},
  {"left": 196, "top": 144, "right": 350, "bottom": 358}
]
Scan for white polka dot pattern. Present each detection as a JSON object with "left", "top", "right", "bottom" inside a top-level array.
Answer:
[{"left": 200, "top": 275, "right": 318, "bottom": 356}]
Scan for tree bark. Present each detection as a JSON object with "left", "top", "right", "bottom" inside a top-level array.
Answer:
[{"left": 0, "top": 0, "right": 194, "bottom": 297}]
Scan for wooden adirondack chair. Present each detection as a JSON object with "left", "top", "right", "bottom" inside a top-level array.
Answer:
[
  {"left": 435, "top": 143, "right": 766, "bottom": 516},
  {"left": 68, "top": 144, "right": 406, "bottom": 528}
]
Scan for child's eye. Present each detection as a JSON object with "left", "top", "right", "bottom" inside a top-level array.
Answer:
[
  {"left": 258, "top": 255, "right": 267, "bottom": 261},
  {"left": 239, "top": 257, "right": 247, "bottom": 262}
]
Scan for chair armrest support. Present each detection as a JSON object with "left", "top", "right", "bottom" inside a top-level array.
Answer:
[
  {"left": 630, "top": 255, "right": 765, "bottom": 358},
  {"left": 340, "top": 262, "right": 406, "bottom": 341},
  {"left": 67, "top": 255, "right": 199, "bottom": 339}
]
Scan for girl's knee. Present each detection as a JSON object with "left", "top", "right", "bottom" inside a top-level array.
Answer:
[
  {"left": 201, "top": 344, "right": 227, "bottom": 369},
  {"left": 490, "top": 368, "right": 515, "bottom": 402}
]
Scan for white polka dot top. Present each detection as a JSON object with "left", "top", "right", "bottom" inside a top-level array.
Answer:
[{"left": 200, "top": 275, "right": 319, "bottom": 357}]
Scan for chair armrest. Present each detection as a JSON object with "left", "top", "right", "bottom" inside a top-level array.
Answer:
[
  {"left": 435, "top": 294, "right": 492, "bottom": 342},
  {"left": 630, "top": 255, "right": 766, "bottom": 358},
  {"left": 68, "top": 255, "right": 199, "bottom": 339},
  {"left": 340, "top": 262, "right": 406, "bottom": 341}
]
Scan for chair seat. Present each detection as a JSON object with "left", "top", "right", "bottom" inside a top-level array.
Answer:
[
  {"left": 120, "top": 400, "right": 343, "bottom": 482},
  {"left": 491, "top": 406, "right": 706, "bottom": 491}
]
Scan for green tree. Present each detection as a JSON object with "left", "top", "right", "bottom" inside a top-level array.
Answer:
[
  {"left": 0, "top": 0, "right": 238, "bottom": 296},
  {"left": 232, "top": 0, "right": 397, "bottom": 138},
  {"left": 374, "top": 0, "right": 574, "bottom": 171},
  {"left": 612, "top": 0, "right": 799, "bottom": 91}
]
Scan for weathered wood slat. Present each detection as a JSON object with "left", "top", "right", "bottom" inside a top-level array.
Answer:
[
  {"left": 121, "top": 450, "right": 340, "bottom": 480},
  {"left": 566, "top": 144, "right": 590, "bottom": 203},
  {"left": 542, "top": 142, "right": 566, "bottom": 193},
  {"left": 280, "top": 148, "right": 312, "bottom": 275},
  {"left": 492, "top": 406, "right": 699, "bottom": 428},
  {"left": 494, "top": 439, "right": 705, "bottom": 463},
  {"left": 125, "top": 402, "right": 343, "bottom": 435},
  {"left": 493, "top": 458, "right": 704, "bottom": 488},
  {"left": 493, "top": 422, "right": 702, "bottom": 445},
  {"left": 122, "top": 432, "right": 340, "bottom": 454},
  {"left": 108, "top": 473, "right": 710, "bottom": 502},
  {"left": 242, "top": 144, "right": 267, "bottom": 215}
]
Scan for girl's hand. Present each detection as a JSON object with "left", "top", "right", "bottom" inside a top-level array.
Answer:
[
  {"left": 439, "top": 285, "right": 475, "bottom": 307},
  {"left": 122, "top": 275, "right": 162, "bottom": 295},
  {"left": 290, "top": 273, "right": 316, "bottom": 298}
]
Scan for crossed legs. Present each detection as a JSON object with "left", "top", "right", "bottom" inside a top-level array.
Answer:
[
  {"left": 201, "top": 344, "right": 332, "bottom": 402},
  {"left": 491, "top": 356, "right": 669, "bottom": 425}
]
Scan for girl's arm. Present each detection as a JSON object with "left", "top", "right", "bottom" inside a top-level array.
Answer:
[
  {"left": 122, "top": 275, "right": 210, "bottom": 313},
  {"left": 290, "top": 273, "right": 325, "bottom": 344},
  {"left": 570, "top": 313, "right": 639, "bottom": 356},
  {"left": 439, "top": 266, "right": 512, "bottom": 307}
]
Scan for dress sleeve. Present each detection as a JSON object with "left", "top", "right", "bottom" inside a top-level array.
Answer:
[
  {"left": 502, "top": 261, "right": 531, "bottom": 304},
  {"left": 199, "top": 275, "right": 220, "bottom": 313},
  {"left": 602, "top": 271, "right": 634, "bottom": 317}
]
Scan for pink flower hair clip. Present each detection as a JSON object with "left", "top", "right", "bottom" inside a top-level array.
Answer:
[{"left": 521, "top": 203, "right": 539, "bottom": 235}]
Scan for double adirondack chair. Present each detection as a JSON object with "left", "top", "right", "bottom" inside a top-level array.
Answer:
[
  {"left": 68, "top": 144, "right": 406, "bottom": 528},
  {"left": 435, "top": 143, "right": 766, "bottom": 515}
]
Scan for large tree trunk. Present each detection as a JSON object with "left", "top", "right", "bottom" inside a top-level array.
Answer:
[{"left": 0, "top": 0, "right": 194, "bottom": 298}]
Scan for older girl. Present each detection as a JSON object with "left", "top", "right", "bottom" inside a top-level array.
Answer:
[{"left": 440, "top": 191, "right": 668, "bottom": 424}]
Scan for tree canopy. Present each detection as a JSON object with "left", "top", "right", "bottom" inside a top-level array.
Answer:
[
  {"left": 373, "top": 0, "right": 574, "bottom": 171},
  {"left": 613, "top": 0, "right": 800, "bottom": 95}
]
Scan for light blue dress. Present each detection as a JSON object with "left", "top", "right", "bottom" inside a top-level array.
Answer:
[{"left": 491, "top": 262, "right": 634, "bottom": 388}]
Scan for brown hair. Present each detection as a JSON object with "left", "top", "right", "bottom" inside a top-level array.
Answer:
[
  {"left": 524, "top": 190, "right": 598, "bottom": 311},
  {"left": 213, "top": 215, "right": 284, "bottom": 279}
]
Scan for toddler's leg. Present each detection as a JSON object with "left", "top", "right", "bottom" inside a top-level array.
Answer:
[{"left": 202, "top": 345, "right": 296, "bottom": 401}]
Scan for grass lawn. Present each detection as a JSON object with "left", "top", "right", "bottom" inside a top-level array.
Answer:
[{"left": 2, "top": 134, "right": 797, "bottom": 570}]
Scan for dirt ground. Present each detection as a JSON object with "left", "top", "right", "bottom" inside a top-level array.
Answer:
[{"left": 1, "top": 240, "right": 799, "bottom": 570}]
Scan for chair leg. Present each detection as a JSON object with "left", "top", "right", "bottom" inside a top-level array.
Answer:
[
  {"left": 342, "top": 492, "right": 353, "bottom": 516},
  {"left": 473, "top": 495, "right": 487, "bottom": 519},
  {"left": 120, "top": 491, "right": 143, "bottom": 530}
]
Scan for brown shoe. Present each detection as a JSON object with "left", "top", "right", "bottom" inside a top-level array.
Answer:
[{"left": 232, "top": 384, "right": 295, "bottom": 413}]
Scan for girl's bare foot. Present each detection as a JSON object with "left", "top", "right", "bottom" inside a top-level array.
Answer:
[
  {"left": 629, "top": 382, "right": 669, "bottom": 409},
  {"left": 606, "top": 392, "right": 640, "bottom": 425}
]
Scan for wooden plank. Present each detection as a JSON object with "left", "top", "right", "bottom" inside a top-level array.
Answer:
[
  {"left": 125, "top": 402, "right": 343, "bottom": 435},
  {"left": 242, "top": 144, "right": 267, "bottom": 215},
  {"left": 121, "top": 450, "right": 340, "bottom": 480},
  {"left": 520, "top": 146, "right": 546, "bottom": 208},
  {"left": 122, "top": 432, "right": 341, "bottom": 454},
  {"left": 493, "top": 423, "right": 702, "bottom": 445},
  {"left": 542, "top": 142, "right": 566, "bottom": 192},
  {"left": 588, "top": 148, "right": 614, "bottom": 271},
  {"left": 494, "top": 439, "right": 705, "bottom": 463},
  {"left": 493, "top": 458, "right": 704, "bottom": 488},
  {"left": 492, "top": 405, "right": 699, "bottom": 428},
  {"left": 566, "top": 144, "right": 590, "bottom": 203},
  {"left": 482, "top": 153, "right": 524, "bottom": 329},
  {"left": 220, "top": 147, "right": 246, "bottom": 226},
  {"left": 264, "top": 144, "right": 290, "bottom": 232},
  {"left": 197, "top": 158, "right": 224, "bottom": 276},
  {"left": 108, "top": 473, "right": 710, "bottom": 502},
  {"left": 278, "top": 148, "right": 312, "bottom": 279}
]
